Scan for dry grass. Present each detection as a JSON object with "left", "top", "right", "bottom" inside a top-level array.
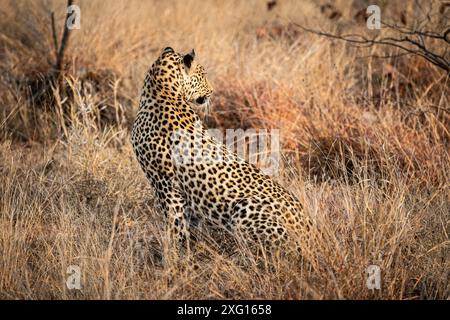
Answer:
[{"left": 0, "top": 0, "right": 449, "bottom": 299}]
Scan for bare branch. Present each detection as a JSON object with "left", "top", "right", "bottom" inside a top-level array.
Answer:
[
  {"left": 50, "top": 12, "right": 58, "bottom": 58},
  {"left": 51, "top": 0, "right": 74, "bottom": 79},
  {"left": 381, "top": 21, "right": 450, "bottom": 44},
  {"left": 292, "top": 22, "right": 450, "bottom": 74}
]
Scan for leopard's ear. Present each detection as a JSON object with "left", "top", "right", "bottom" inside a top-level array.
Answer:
[
  {"left": 162, "top": 46, "right": 174, "bottom": 54},
  {"left": 183, "top": 49, "right": 196, "bottom": 69}
]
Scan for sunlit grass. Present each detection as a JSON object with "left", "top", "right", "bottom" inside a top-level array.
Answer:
[{"left": 0, "top": 0, "right": 448, "bottom": 299}]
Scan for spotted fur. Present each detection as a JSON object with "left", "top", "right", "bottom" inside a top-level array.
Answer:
[{"left": 131, "top": 47, "right": 313, "bottom": 252}]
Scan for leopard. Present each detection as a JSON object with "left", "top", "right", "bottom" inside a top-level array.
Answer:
[{"left": 131, "top": 47, "right": 315, "bottom": 254}]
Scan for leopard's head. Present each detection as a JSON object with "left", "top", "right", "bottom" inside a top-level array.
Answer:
[{"left": 155, "top": 47, "right": 213, "bottom": 111}]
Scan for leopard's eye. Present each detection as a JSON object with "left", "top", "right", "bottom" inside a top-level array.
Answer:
[{"left": 196, "top": 96, "right": 206, "bottom": 104}]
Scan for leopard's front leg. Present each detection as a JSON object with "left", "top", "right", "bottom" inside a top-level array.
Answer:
[{"left": 154, "top": 174, "right": 191, "bottom": 254}]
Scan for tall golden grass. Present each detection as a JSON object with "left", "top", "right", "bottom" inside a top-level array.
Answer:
[{"left": 0, "top": 0, "right": 448, "bottom": 299}]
